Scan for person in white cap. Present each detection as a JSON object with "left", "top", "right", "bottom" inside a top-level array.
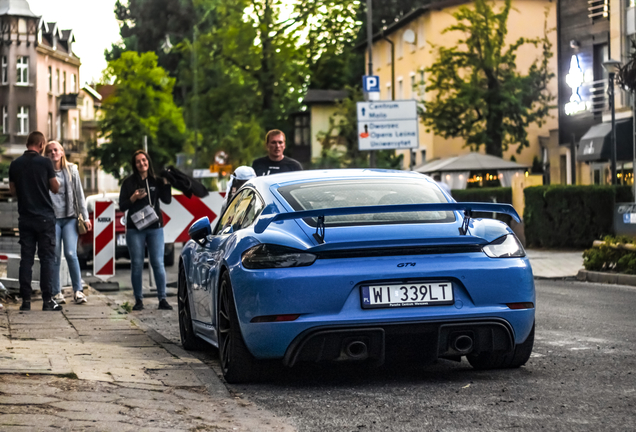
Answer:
[{"left": 222, "top": 166, "right": 256, "bottom": 212}]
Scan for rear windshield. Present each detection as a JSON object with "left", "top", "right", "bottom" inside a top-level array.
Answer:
[{"left": 277, "top": 180, "right": 455, "bottom": 226}]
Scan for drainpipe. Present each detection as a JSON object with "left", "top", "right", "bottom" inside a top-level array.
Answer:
[{"left": 381, "top": 30, "right": 395, "bottom": 101}]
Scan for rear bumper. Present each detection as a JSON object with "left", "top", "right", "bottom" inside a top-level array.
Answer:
[{"left": 283, "top": 318, "right": 515, "bottom": 367}]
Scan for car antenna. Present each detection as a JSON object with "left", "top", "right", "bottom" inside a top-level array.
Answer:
[
  {"left": 458, "top": 209, "right": 472, "bottom": 235},
  {"left": 313, "top": 215, "right": 325, "bottom": 244}
]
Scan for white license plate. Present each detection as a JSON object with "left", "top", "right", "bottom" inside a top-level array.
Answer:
[
  {"left": 361, "top": 282, "right": 454, "bottom": 309},
  {"left": 116, "top": 234, "right": 126, "bottom": 247}
]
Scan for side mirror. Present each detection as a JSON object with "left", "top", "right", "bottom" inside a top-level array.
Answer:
[{"left": 188, "top": 217, "right": 211, "bottom": 245}]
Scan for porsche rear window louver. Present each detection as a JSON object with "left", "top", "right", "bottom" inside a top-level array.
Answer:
[{"left": 315, "top": 245, "right": 483, "bottom": 260}]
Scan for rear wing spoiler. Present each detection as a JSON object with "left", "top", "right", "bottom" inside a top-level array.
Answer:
[{"left": 254, "top": 202, "right": 520, "bottom": 242}]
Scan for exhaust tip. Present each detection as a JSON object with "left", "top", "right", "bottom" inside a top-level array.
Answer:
[
  {"left": 452, "top": 335, "right": 474, "bottom": 354},
  {"left": 345, "top": 341, "right": 368, "bottom": 359}
]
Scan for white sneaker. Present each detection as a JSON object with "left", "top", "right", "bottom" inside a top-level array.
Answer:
[
  {"left": 53, "top": 293, "right": 66, "bottom": 304},
  {"left": 74, "top": 291, "right": 88, "bottom": 304}
]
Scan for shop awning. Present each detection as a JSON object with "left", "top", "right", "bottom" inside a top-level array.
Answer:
[{"left": 577, "top": 118, "right": 634, "bottom": 162}]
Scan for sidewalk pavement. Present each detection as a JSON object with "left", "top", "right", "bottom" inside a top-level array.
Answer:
[
  {"left": 526, "top": 249, "right": 584, "bottom": 278},
  {"left": 0, "top": 289, "right": 296, "bottom": 432}
]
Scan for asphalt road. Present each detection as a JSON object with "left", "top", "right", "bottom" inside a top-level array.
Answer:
[{"left": 103, "top": 277, "right": 636, "bottom": 432}]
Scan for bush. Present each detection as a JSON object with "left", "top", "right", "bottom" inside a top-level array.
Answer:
[
  {"left": 583, "top": 236, "right": 636, "bottom": 273},
  {"left": 451, "top": 187, "right": 513, "bottom": 224},
  {"left": 524, "top": 185, "right": 634, "bottom": 248}
]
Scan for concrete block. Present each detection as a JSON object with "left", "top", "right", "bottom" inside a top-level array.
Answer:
[{"left": 7, "top": 255, "right": 71, "bottom": 286}]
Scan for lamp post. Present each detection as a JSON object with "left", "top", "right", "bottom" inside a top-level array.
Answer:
[{"left": 603, "top": 59, "right": 622, "bottom": 185}]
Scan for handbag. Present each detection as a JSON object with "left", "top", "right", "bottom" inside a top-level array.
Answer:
[
  {"left": 130, "top": 179, "right": 159, "bottom": 230},
  {"left": 70, "top": 168, "right": 89, "bottom": 235}
]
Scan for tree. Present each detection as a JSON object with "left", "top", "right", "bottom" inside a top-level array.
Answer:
[
  {"left": 420, "top": 0, "right": 554, "bottom": 157},
  {"left": 92, "top": 51, "right": 186, "bottom": 180},
  {"left": 314, "top": 87, "right": 403, "bottom": 169}
]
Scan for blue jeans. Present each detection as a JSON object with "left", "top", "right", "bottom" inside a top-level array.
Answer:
[
  {"left": 52, "top": 217, "right": 83, "bottom": 296},
  {"left": 126, "top": 227, "right": 167, "bottom": 301}
]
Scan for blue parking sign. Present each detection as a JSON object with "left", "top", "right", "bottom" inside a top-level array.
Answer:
[{"left": 363, "top": 75, "right": 380, "bottom": 92}]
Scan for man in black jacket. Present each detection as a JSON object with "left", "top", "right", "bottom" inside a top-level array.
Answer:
[
  {"left": 252, "top": 129, "right": 302, "bottom": 176},
  {"left": 9, "top": 132, "right": 62, "bottom": 311}
]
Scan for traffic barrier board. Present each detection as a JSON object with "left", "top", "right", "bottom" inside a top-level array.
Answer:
[
  {"left": 162, "top": 192, "right": 226, "bottom": 243},
  {"left": 93, "top": 200, "right": 115, "bottom": 280}
]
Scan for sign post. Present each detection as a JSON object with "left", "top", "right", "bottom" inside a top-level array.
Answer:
[
  {"left": 93, "top": 200, "right": 115, "bottom": 281},
  {"left": 356, "top": 100, "right": 419, "bottom": 151}
]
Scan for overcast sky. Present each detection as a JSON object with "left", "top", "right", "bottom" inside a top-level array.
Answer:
[{"left": 28, "top": 0, "right": 121, "bottom": 84}]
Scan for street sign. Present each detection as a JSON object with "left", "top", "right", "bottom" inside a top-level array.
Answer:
[
  {"left": 162, "top": 192, "right": 226, "bottom": 243},
  {"left": 357, "top": 100, "right": 419, "bottom": 150},
  {"left": 362, "top": 75, "right": 380, "bottom": 93},
  {"left": 93, "top": 200, "right": 115, "bottom": 281}
]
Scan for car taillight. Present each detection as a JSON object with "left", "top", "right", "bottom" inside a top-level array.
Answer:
[{"left": 241, "top": 244, "right": 317, "bottom": 269}]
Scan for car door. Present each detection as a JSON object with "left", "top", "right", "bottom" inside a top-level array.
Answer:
[{"left": 190, "top": 189, "right": 254, "bottom": 325}]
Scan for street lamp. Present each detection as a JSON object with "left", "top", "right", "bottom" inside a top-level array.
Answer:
[{"left": 604, "top": 59, "right": 622, "bottom": 185}]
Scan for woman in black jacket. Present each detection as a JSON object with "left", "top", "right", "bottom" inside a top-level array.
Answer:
[{"left": 119, "top": 150, "right": 172, "bottom": 311}]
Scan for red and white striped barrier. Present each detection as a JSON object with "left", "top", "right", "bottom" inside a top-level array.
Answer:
[
  {"left": 93, "top": 200, "right": 115, "bottom": 280},
  {"left": 162, "top": 193, "right": 226, "bottom": 244}
]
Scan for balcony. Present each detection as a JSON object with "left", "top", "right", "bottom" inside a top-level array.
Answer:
[
  {"left": 588, "top": 0, "right": 609, "bottom": 19},
  {"left": 62, "top": 139, "right": 85, "bottom": 155},
  {"left": 59, "top": 93, "right": 79, "bottom": 111}
]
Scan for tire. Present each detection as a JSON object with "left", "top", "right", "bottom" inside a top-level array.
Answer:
[
  {"left": 178, "top": 263, "right": 206, "bottom": 351},
  {"left": 164, "top": 244, "right": 175, "bottom": 267},
  {"left": 218, "top": 272, "right": 262, "bottom": 383},
  {"left": 467, "top": 323, "right": 535, "bottom": 370}
]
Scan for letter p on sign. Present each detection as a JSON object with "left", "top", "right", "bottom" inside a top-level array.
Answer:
[{"left": 363, "top": 75, "right": 380, "bottom": 93}]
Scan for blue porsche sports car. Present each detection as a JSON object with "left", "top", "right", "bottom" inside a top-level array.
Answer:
[{"left": 178, "top": 169, "right": 535, "bottom": 383}]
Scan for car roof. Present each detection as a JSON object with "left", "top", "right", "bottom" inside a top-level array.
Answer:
[{"left": 248, "top": 169, "right": 431, "bottom": 190}]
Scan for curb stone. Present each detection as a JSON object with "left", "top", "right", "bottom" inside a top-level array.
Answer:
[{"left": 576, "top": 269, "right": 636, "bottom": 286}]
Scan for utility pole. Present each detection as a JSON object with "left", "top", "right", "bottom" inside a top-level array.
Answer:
[{"left": 366, "top": 0, "right": 376, "bottom": 168}]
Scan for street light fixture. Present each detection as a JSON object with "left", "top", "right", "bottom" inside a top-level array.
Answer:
[{"left": 604, "top": 59, "right": 622, "bottom": 185}]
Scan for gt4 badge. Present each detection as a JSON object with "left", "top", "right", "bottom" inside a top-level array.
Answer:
[{"left": 397, "top": 262, "right": 416, "bottom": 267}]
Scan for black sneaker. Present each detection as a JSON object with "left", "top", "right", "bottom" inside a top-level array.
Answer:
[
  {"left": 132, "top": 299, "right": 144, "bottom": 311},
  {"left": 42, "top": 299, "right": 63, "bottom": 311},
  {"left": 158, "top": 299, "right": 173, "bottom": 310},
  {"left": 19, "top": 301, "right": 31, "bottom": 311}
]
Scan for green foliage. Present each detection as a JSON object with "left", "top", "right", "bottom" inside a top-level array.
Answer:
[
  {"left": 420, "top": 0, "right": 555, "bottom": 157},
  {"left": 313, "top": 87, "right": 403, "bottom": 169},
  {"left": 92, "top": 52, "right": 186, "bottom": 180},
  {"left": 583, "top": 236, "right": 636, "bottom": 273},
  {"left": 524, "top": 185, "right": 634, "bottom": 248},
  {"left": 451, "top": 187, "right": 512, "bottom": 204}
]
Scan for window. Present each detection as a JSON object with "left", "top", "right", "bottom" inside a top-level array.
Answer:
[
  {"left": 56, "top": 69, "right": 60, "bottom": 94},
  {"left": 16, "top": 56, "right": 28, "bottom": 85},
  {"left": 417, "top": 21, "right": 426, "bottom": 49},
  {"left": 410, "top": 74, "right": 416, "bottom": 99},
  {"left": 47, "top": 113, "right": 52, "bottom": 139},
  {"left": 215, "top": 189, "right": 263, "bottom": 234},
  {"left": 63, "top": 71, "right": 66, "bottom": 94},
  {"left": 72, "top": 118, "right": 78, "bottom": 139},
  {"left": 71, "top": 74, "right": 77, "bottom": 93},
  {"left": 418, "top": 70, "right": 425, "bottom": 98},
  {"left": 18, "top": 19, "right": 26, "bottom": 34},
  {"left": 386, "top": 42, "right": 392, "bottom": 65},
  {"left": 2, "top": 106, "right": 7, "bottom": 134},
  {"left": 17, "top": 106, "right": 29, "bottom": 135},
  {"left": 294, "top": 114, "right": 310, "bottom": 146},
  {"left": 83, "top": 168, "right": 92, "bottom": 190},
  {"left": 277, "top": 180, "right": 454, "bottom": 227},
  {"left": 386, "top": 83, "right": 392, "bottom": 100},
  {"left": 398, "top": 78, "right": 403, "bottom": 100},
  {"left": 48, "top": 66, "right": 52, "bottom": 92},
  {"left": 56, "top": 114, "right": 61, "bottom": 139},
  {"left": 1, "top": 56, "right": 7, "bottom": 84},
  {"left": 397, "top": 33, "right": 404, "bottom": 59}
]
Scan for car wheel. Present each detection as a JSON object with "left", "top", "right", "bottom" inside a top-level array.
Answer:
[
  {"left": 467, "top": 323, "right": 535, "bottom": 370},
  {"left": 178, "top": 263, "right": 205, "bottom": 351},
  {"left": 218, "top": 271, "right": 262, "bottom": 383},
  {"left": 164, "top": 244, "right": 175, "bottom": 267}
]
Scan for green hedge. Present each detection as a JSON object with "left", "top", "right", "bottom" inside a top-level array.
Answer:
[
  {"left": 524, "top": 185, "right": 633, "bottom": 248},
  {"left": 451, "top": 187, "right": 513, "bottom": 225},
  {"left": 451, "top": 187, "right": 512, "bottom": 204}
]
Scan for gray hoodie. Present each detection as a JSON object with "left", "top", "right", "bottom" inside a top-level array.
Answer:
[{"left": 50, "top": 164, "right": 89, "bottom": 220}]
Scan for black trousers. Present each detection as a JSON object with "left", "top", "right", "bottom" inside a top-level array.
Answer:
[{"left": 18, "top": 217, "right": 56, "bottom": 302}]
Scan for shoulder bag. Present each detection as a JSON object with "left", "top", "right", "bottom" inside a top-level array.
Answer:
[
  {"left": 130, "top": 178, "right": 159, "bottom": 230},
  {"left": 70, "top": 168, "right": 89, "bottom": 235}
]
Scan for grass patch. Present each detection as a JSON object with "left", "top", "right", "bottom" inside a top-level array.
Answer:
[
  {"left": 121, "top": 302, "right": 132, "bottom": 313},
  {"left": 56, "top": 372, "right": 79, "bottom": 379}
]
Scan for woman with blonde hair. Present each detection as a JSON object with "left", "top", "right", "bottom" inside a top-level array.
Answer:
[{"left": 45, "top": 141, "right": 91, "bottom": 304}]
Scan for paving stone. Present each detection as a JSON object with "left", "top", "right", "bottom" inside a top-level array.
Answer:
[
  {"left": 0, "top": 413, "right": 68, "bottom": 428},
  {"left": 113, "top": 387, "right": 172, "bottom": 400},
  {"left": 49, "top": 400, "right": 131, "bottom": 414},
  {"left": 0, "top": 382, "right": 62, "bottom": 395},
  {"left": 146, "top": 368, "right": 204, "bottom": 387},
  {"left": 53, "top": 410, "right": 132, "bottom": 423},
  {"left": 54, "top": 391, "right": 121, "bottom": 402},
  {"left": 170, "top": 388, "right": 210, "bottom": 401},
  {"left": 113, "top": 382, "right": 169, "bottom": 392},
  {"left": 0, "top": 395, "right": 58, "bottom": 404}
]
